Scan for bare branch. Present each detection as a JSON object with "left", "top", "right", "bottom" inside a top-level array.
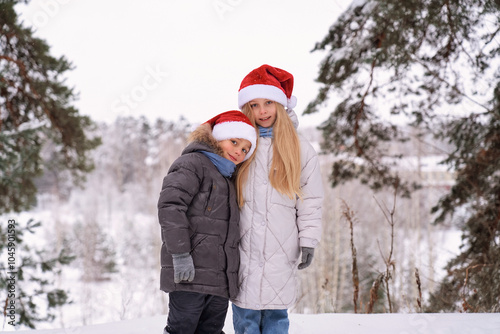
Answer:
[{"left": 341, "top": 199, "right": 360, "bottom": 313}]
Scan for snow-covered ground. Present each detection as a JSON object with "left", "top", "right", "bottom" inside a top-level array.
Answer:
[{"left": 7, "top": 310, "right": 500, "bottom": 334}]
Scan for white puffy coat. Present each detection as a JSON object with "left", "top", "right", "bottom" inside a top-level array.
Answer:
[{"left": 231, "top": 111, "right": 324, "bottom": 310}]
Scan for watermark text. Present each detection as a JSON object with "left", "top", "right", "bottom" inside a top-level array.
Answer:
[
  {"left": 111, "top": 64, "right": 168, "bottom": 115},
  {"left": 5, "top": 219, "right": 17, "bottom": 327}
]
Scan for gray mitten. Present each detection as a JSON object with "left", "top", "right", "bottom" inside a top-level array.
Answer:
[
  {"left": 298, "top": 247, "right": 315, "bottom": 270},
  {"left": 172, "top": 253, "right": 195, "bottom": 283}
]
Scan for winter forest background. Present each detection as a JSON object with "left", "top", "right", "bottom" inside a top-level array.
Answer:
[
  {"left": 2, "top": 0, "right": 500, "bottom": 331},
  {"left": 9, "top": 116, "right": 460, "bottom": 327}
]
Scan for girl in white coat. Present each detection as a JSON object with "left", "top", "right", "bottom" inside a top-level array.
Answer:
[{"left": 232, "top": 65, "right": 324, "bottom": 334}]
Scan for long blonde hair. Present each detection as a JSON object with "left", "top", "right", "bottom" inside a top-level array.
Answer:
[{"left": 236, "top": 103, "right": 302, "bottom": 206}]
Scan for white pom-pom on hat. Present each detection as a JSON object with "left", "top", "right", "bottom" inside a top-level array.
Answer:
[{"left": 287, "top": 96, "right": 297, "bottom": 109}]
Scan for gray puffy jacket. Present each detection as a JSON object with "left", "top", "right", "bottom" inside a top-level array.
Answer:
[{"left": 157, "top": 126, "right": 240, "bottom": 299}]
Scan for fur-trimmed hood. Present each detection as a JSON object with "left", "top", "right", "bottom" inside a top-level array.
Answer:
[{"left": 183, "top": 123, "right": 224, "bottom": 157}]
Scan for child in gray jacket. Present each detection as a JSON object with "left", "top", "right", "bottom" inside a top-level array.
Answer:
[{"left": 158, "top": 110, "right": 256, "bottom": 334}]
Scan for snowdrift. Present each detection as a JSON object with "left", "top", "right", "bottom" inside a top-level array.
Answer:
[{"left": 9, "top": 312, "right": 500, "bottom": 334}]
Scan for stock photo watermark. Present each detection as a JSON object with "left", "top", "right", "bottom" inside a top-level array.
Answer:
[
  {"left": 4, "top": 219, "right": 17, "bottom": 327},
  {"left": 212, "top": 0, "right": 243, "bottom": 20},
  {"left": 24, "top": 0, "right": 73, "bottom": 29},
  {"left": 111, "top": 64, "right": 169, "bottom": 115}
]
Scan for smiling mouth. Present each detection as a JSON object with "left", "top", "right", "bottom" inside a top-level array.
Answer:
[
  {"left": 260, "top": 116, "right": 271, "bottom": 121},
  {"left": 228, "top": 154, "right": 237, "bottom": 162}
]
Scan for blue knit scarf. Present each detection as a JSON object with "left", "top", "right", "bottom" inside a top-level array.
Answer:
[
  {"left": 199, "top": 151, "right": 236, "bottom": 178},
  {"left": 259, "top": 126, "right": 273, "bottom": 138}
]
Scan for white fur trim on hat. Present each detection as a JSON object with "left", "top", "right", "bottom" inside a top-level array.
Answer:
[
  {"left": 238, "top": 84, "right": 288, "bottom": 109},
  {"left": 212, "top": 121, "right": 257, "bottom": 161}
]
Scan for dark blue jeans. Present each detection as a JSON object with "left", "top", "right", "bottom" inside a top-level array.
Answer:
[
  {"left": 165, "top": 291, "right": 228, "bottom": 334},
  {"left": 232, "top": 304, "right": 289, "bottom": 334}
]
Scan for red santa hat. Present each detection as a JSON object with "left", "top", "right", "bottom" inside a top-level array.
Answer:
[
  {"left": 204, "top": 110, "right": 257, "bottom": 161},
  {"left": 238, "top": 64, "right": 297, "bottom": 110}
]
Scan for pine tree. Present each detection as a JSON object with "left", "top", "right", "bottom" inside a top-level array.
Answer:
[
  {"left": 1, "top": 219, "right": 75, "bottom": 328},
  {"left": 306, "top": 0, "right": 500, "bottom": 312},
  {"left": 1, "top": 0, "right": 100, "bottom": 327},
  {"left": 0, "top": 0, "right": 101, "bottom": 213}
]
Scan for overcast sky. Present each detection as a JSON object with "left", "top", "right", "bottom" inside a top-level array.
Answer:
[{"left": 17, "top": 0, "right": 349, "bottom": 128}]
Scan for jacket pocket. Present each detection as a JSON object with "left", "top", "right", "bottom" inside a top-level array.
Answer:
[
  {"left": 190, "top": 233, "right": 208, "bottom": 251},
  {"left": 204, "top": 182, "right": 217, "bottom": 214},
  {"left": 191, "top": 233, "right": 222, "bottom": 269}
]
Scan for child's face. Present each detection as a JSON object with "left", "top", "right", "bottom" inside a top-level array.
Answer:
[
  {"left": 219, "top": 138, "right": 252, "bottom": 165},
  {"left": 249, "top": 98, "right": 277, "bottom": 128}
]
